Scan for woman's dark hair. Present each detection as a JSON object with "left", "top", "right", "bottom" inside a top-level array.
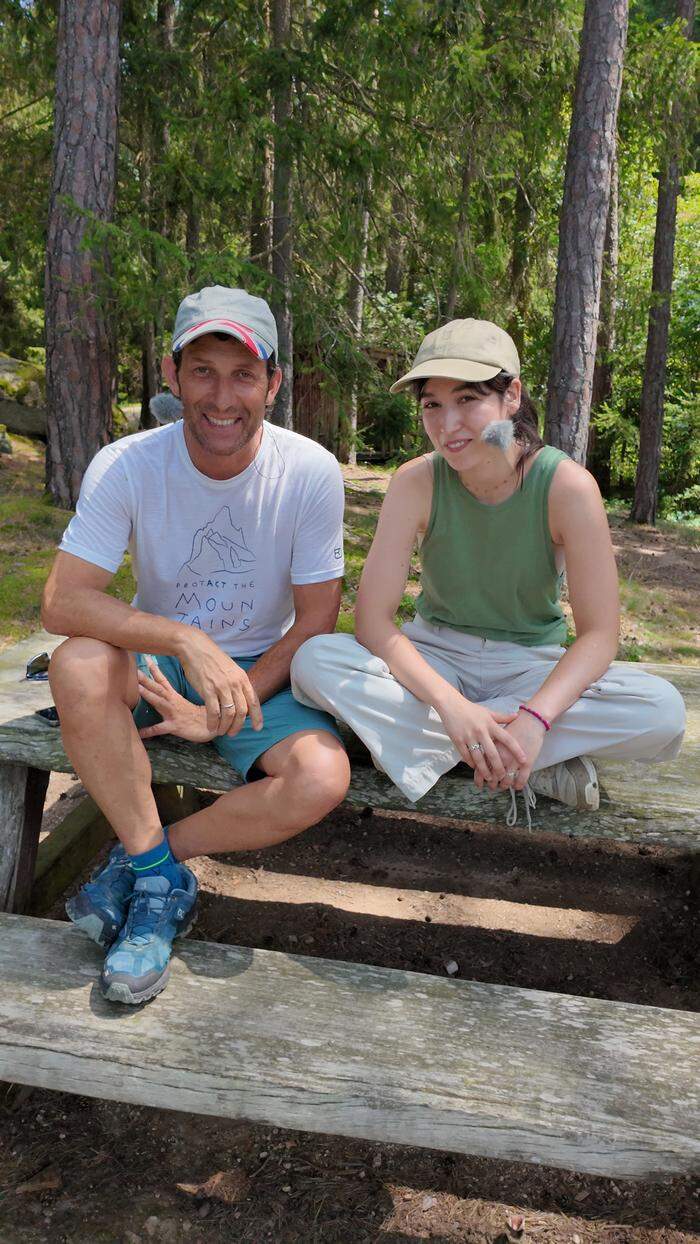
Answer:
[{"left": 415, "top": 371, "right": 544, "bottom": 482}]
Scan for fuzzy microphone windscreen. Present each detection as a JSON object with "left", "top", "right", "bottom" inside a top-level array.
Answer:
[
  {"left": 480, "top": 419, "right": 514, "bottom": 451},
  {"left": 149, "top": 392, "right": 183, "bottom": 424}
]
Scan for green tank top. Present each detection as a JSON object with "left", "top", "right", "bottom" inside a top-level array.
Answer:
[{"left": 415, "top": 444, "right": 569, "bottom": 646}]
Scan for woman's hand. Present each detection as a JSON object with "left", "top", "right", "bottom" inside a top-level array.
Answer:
[
  {"left": 485, "top": 710, "right": 548, "bottom": 793},
  {"left": 137, "top": 658, "right": 219, "bottom": 744},
  {"left": 437, "top": 691, "right": 527, "bottom": 787}
]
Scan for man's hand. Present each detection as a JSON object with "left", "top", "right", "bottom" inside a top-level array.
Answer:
[
  {"left": 178, "top": 633, "right": 263, "bottom": 736},
  {"left": 137, "top": 659, "right": 219, "bottom": 744}
]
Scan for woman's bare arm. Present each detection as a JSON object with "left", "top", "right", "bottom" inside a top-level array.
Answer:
[
  {"left": 355, "top": 459, "right": 525, "bottom": 781},
  {"left": 525, "top": 459, "right": 620, "bottom": 724},
  {"left": 355, "top": 458, "right": 453, "bottom": 707}
]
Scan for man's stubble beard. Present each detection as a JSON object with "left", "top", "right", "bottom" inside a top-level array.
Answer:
[{"left": 185, "top": 409, "right": 264, "bottom": 458}]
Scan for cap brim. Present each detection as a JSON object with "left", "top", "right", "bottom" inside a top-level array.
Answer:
[
  {"left": 173, "top": 318, "right": 272, "bottom": 361},
  {"left": 390, "top": 357, "right": 503, "bottom": 395}
]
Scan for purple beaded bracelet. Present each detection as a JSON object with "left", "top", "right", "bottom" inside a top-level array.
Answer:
[{"left": 518, "top": 704, "right": 551, "bottom": 732}]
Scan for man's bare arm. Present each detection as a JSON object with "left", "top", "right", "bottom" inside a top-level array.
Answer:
[
  {"left": 41, "top": 551, "right": 262, "bottom": 735},
  {"left": 246, "top": 578, "right": 342, "bottom": 703},
  {"left": 43, "top": 551, "right": 191, "bottom": 654}
]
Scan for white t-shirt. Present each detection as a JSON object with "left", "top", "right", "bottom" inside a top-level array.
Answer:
[{"left": 59, "top": 421, "right": 345, "bottom": 658}]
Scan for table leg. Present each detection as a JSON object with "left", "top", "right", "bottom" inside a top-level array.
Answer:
[{"left": 0, "top": 762, "right": 50, "bottom": 912}]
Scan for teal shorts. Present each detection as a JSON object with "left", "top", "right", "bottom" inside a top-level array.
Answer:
[{"left": 133, "top": 652, "right": 341, "bottom": 781}]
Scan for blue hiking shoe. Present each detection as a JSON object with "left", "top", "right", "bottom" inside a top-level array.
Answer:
[
  {"left": 100, "top": 865, "right": 198, "bottom": 1005},
  {"left": 65, "top": 842, "right": 135, "bottom": 949}
]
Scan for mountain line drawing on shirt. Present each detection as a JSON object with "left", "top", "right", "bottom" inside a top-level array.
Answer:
[{"left": 179, "top": 506, "right": 256, "bottom": 575}]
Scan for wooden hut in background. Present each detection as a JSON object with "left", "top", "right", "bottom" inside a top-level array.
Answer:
[
  {"left": 293, "top": 366, "right": 339, "bottom": 452},
  {"left": 293, "top": 346, "right": 399, "bottom": 460}
]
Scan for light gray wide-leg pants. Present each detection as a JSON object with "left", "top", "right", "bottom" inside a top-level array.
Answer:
[{"left": 290, "top": 617, "right": 686, "bottom": 803}]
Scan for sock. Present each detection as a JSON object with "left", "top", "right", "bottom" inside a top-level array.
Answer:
[{"left": 129, "top": 833, "right": 182, "bottom": 888}]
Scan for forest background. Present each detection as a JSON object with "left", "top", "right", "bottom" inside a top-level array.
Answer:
[{"left": 0, "top": 0, "right": 698, "bottom": 514}]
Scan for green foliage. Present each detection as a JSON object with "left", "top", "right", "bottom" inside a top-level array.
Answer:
[
  {"left": 589, "top": 171, "right": 700, "bottom": 497},
  {"left": 360, "top": 389, "right": 421, "bottom": 460},
  {"left": 0, "top": 0, "right": 696, "bottom": 502},
  {"left": 661, "top": 484, "right": 700, "bottom": 520}
]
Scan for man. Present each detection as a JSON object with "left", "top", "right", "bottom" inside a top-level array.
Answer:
[{"left": 42, "top": 285, "right": 350, "bottom": 1005}]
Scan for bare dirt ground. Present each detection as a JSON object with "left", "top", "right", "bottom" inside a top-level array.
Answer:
[
  {"left": 2, "top": 793, "right": 698, "bottom": 1244},
  {"left": 1, "top": 466, "right": 699, "bottom": 1243}
]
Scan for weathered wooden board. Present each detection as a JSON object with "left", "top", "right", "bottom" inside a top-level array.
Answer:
[
  {"left": 0, "top": 661, "right": 697, "bottom": 849},
  {"left": 30, "top": 796, "right": 114, "bottom": 916},
  {"left": 0, "top": 715, "right": 698, "bottom": 851},
  {"left": 0, "top": 762, "right": 49, "bottom": 910},
  {"left": 0, "top": 914, "right": 698, "bottom": 1179}
]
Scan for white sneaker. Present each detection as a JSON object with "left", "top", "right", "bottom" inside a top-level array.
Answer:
[{"left": 529, "top": 756, "right": 599, "bottom": 811}]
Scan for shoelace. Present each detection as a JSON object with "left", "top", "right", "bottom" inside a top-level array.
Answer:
[
  {"left": 88, "top": 854, "right": 134, "bottom": 900},
  {"left": 126, "top": 890, "right": 167, "bottom": 943},
  {"left": 112, "top": 863, "right": 136, "bottom": 900},
  {"left": 506, "top": 782, "right": 537, "bottom": 831}
]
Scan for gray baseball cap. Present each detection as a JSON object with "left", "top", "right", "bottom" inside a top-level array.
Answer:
[
  {"left": 172, "top": 285, "right": 278, "bottom": 361},
  {"left": 390, "top": 319, "right": 520, "bottom": 393}
]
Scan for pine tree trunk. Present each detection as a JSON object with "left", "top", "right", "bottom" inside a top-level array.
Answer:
[
  {"left": 250, "top": 136, "right": 274, "bottom": 271},
  {"left": 591, "top": 146, "right": 619, "bottom": 413},
  {"left": 385, "top": 190, "right": 406, "bottom": 296},
  {"left": 270, "top": 0, "right": 294, "bottom": 430},
  {"left": 507, "top": 178, "right": 535, "bottom": 359},
  {"left": 157, "top": 0, "right": 176, "bottom": 233},
  {"left": 445, "top": 154, "right": 473, "bottom": 320},
  {"left": 140, "top": 323, "right": 160, "bottom": 430},
  {"left": 343, "top": 192, "right": 371, "bottom": 466},
  {"left": 137, "top": 127, "right": 160, "bottom": 431},
  {"left": 186, "top": 194, "right": 200, "bottom": 280},
  {"left": 137, "top": 0, "right": 175, "bottom": 430},
  {"left": 630, "top": 0, "right": 694, "bottom": 525},
  {"left": 157, "top": 0, "right": 175, "bottom": 152},
  {"left": 629, "top": 160, "right": 680, "bottom": 523},
  {"left": 587, "top": 145, "right": 619, "bottom": 487},
  {"left": 250, "top": 0, "right": 273, "bottom": 272},
  {"left": 545, "top": 0, "right": 628, "bottom": 464},
  {"left": 185, "top": 50, "right": 204, "bottom": 283},
  {"left": 45, "top": 0, "right": 122, "bottom": 507}
]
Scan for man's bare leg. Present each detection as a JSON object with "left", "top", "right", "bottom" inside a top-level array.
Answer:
[
  {"left": 50, "top": 638, "right": 351, "bottom": 859},
  {"left": 54, "top": 638, "right": 350, "bottom": 1002},
  {"left": 49, "top": 637, "right": 164, "bottom": 855},
  {"left": 167, "top": 730, "right": 351, "bottom": 861}
]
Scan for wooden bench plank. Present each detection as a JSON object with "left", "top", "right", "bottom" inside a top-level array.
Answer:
[
  {"left": 1, "top": 705, "right": 698, "bottom": 850},
  {"left": 30, "top": 796, "right": 113, "bottom": 915},
  {"left": 0, "top": 762, "right": 49, "bottom": 911},
  {"left": 0, "top": 914, "right": 698, "bottom": 1180}
]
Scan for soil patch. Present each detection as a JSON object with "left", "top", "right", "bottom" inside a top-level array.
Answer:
[{"left": 2, "top": 802, "right": 698, "bottom": 1243}]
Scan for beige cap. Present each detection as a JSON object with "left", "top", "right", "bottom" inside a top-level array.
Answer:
[{"left": 390, "top": 319, "right": 520, "bottom": 394}]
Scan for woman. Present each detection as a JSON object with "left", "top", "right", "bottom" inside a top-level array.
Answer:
[{"left": 291, "top": 319, "right": 685, "bottom": 823}]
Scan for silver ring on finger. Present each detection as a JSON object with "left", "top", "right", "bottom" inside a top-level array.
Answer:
[
  {"left": 220, "top": 702, "right": 237, "bottom": 712},
  {"left": 506, "top": 769, "right": 518, "bottom": 779},
  {"left": 467, "top": 742, "right": 484, "bottom": 753}
]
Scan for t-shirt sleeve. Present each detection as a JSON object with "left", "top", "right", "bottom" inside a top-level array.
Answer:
[
  {"left": 291, "top": 454, "right": 345, "bottom": 584},
  {"left": 58, "top": 445, "right": 134, "bottom": 574}
]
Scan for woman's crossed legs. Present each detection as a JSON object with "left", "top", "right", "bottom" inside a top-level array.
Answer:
[{"left": 291, "top": 622, "right": 685, "bottom": 806}]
